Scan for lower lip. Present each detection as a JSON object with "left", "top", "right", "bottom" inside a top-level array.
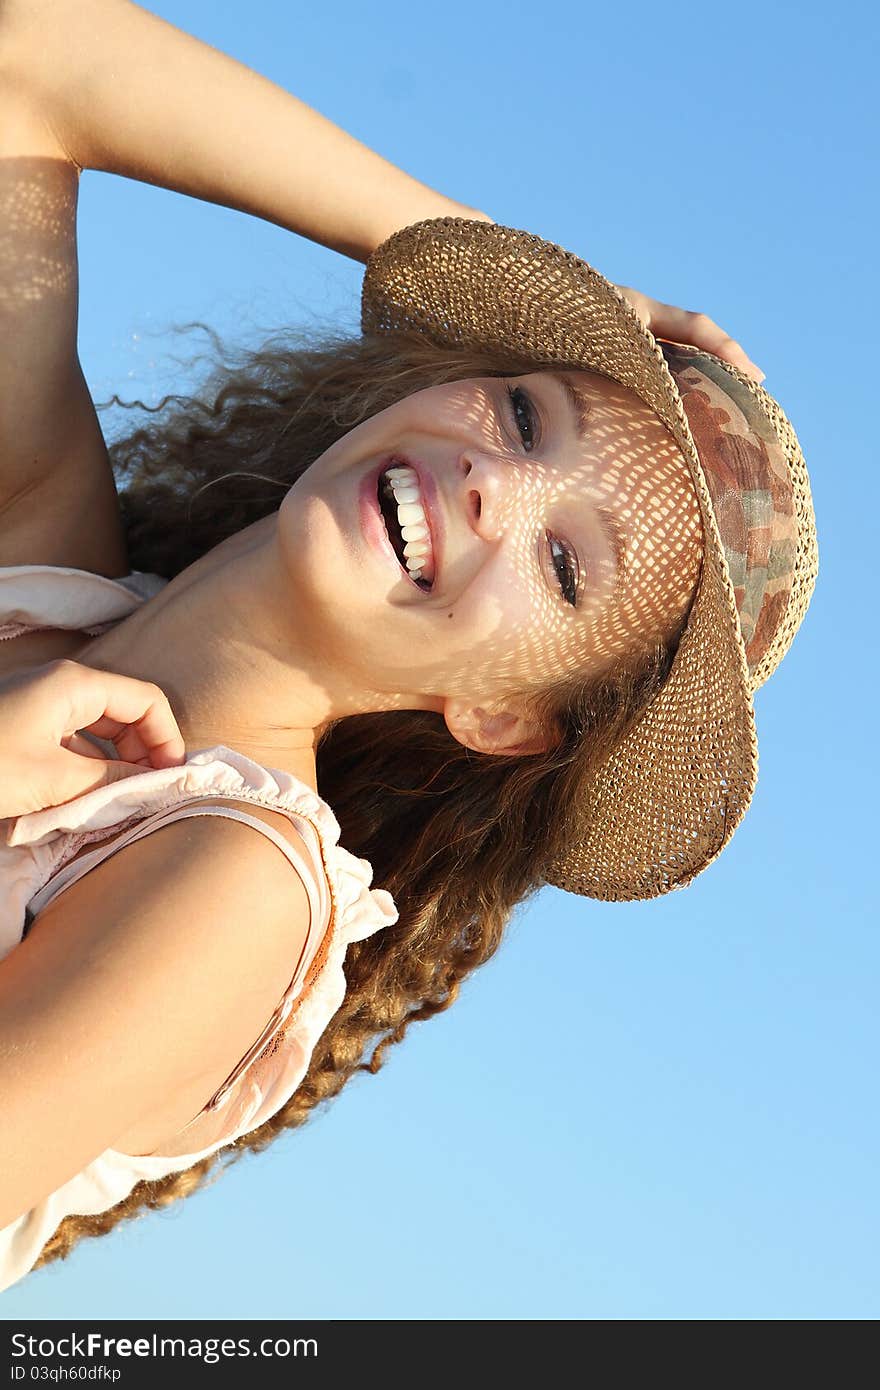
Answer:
[{"left": 358, "top": 463, "right": 426, "bottom": 590}]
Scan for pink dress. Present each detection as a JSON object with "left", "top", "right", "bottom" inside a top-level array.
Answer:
[{"left": 0, "top": 564, "right": 398, "bottom": 1292}]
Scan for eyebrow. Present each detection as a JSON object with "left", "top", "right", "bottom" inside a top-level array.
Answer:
[
  {"left": 595, "top": 504, "right": 628, "bottom": 602},
  {"left": 548, "top": 370, "right": 594, "bottom": 444},
  {"left": 546, "top": 371, "right": 629, "bottom": 603}
]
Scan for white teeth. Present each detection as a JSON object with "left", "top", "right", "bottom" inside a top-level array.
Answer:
[{"left": 381, "top": 464, "right": 435, "bottom": 582}]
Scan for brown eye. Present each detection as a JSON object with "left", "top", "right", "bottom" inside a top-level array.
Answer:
[
  {"left": 546, "top": 530, "right": 579, "bottom": 607},
  {"left": 505, "top": 383, "right": 539, "bottom": 452}
]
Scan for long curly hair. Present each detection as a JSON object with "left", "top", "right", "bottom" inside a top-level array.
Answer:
[{"left": 33, "top": 320, "right": 696, "bottom": 1272}]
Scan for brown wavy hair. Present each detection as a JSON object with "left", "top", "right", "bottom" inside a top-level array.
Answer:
[{"left": 33, "top": 319, "right": 696, "bottom": 1273}]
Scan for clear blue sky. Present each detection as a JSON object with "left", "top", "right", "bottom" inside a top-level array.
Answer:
[{"left": 4, "top": 0, "right": 877, "bottom": 1320}]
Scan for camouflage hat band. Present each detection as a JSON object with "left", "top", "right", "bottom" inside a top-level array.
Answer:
[{"left": 661, "top": 344, "right": 799, "bottom": 683}]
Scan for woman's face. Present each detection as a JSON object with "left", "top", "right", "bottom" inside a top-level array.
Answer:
[{"left": 278, "top": 367, "right": 703, "bottom": 746}]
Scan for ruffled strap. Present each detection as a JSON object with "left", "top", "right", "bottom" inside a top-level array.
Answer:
[
  {"left": 325, "top": 840, "right": 399, "bottom": 944},
  {"left": 7, "top": 744, "right": 344, "bottom": 851},
  {"left": 0, "top": 565, "right": 167, "bottom": 640},
  {"left": 196, "top": 839, "right": 398, "bottom": 1144},
  {"left": 202, "top": 803, "right": 397, "bottom": 1109}
]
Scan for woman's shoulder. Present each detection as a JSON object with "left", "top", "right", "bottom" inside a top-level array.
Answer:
[
  {"left": 0, "top": 777, "right": 316, "bottom": 1229},
  {"left": 0, "top": 745, "right": 399, "bottom": 1237},
  {"left": 9, "top": 743, "right": 398, "bottom": 944}
]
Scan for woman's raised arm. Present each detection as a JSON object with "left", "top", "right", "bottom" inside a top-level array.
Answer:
[{"left": 1, "top": 0, "right": 490, "bottom": 264}]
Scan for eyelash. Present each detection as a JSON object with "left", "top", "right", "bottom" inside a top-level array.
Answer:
[{"left": 504, "top": 382, "right": 580, "bottom": 607}]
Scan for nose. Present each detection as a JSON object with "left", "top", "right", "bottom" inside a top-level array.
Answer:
[{"left": 460, "top": 451, "right": 517, "bottom": 543}]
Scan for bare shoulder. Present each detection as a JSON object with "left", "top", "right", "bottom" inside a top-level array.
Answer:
[{"left": 0, "top": 797, "right": 314, "bottom": 1226}]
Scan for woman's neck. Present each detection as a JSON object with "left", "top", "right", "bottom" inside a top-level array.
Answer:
[{"left": 74, "top": 516, "right": 325, "bottom": 791}]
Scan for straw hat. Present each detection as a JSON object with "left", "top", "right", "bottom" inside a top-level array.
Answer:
[{"left": 361, "top": 219, "right": 819, "bottom": 902}]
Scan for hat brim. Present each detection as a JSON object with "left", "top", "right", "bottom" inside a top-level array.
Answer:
[{"left": 361, "top": 218, "right": 758, "bottom": 901}]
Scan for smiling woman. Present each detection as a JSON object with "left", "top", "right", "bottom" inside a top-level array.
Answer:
[{"left": 0, "top": 0, "right": 817, "bottom": 1291}]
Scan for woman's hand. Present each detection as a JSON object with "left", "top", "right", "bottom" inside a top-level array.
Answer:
[
  {"left": 0, "top": 659, "right": 186, "bottom": 826},
  {"left": 613, "top": 284, "right": 766, "bottom": 383}
]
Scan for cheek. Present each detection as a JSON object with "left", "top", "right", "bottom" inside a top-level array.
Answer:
[
  {"left": 276, "top": 479, "right": 366, "bottom": 623},
  {"left": 458, "top": 547, "right": 543, "bottom": 630},
  {"left": 449, "top": 570, "right": 579, "bottom": 686}
]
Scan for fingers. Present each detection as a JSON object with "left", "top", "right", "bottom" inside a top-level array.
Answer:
[
  {"left": 59, "top": 730, "right": 108, "bottom": 760},
  {"left": 615, "top": 286, "right": 766, "bottom": 383},
  {"left": 672, "top": 309, "right": 765, "bottom": 383},
  {"left": 50, "top": 660, "right": 187, "bottom": 769}
]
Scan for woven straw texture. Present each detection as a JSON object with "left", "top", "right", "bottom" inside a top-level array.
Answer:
[{"left": 361, "top": 219, "right": 818, "bottom": 901}]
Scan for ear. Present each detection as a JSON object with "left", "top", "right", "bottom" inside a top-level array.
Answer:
[{"left": 443, "top": 697, "right": 557, "bottom": 757}]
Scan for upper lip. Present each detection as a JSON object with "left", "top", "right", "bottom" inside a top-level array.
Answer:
[{"left": 382, "top": 454, "right": 444, "bottom": 591}]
